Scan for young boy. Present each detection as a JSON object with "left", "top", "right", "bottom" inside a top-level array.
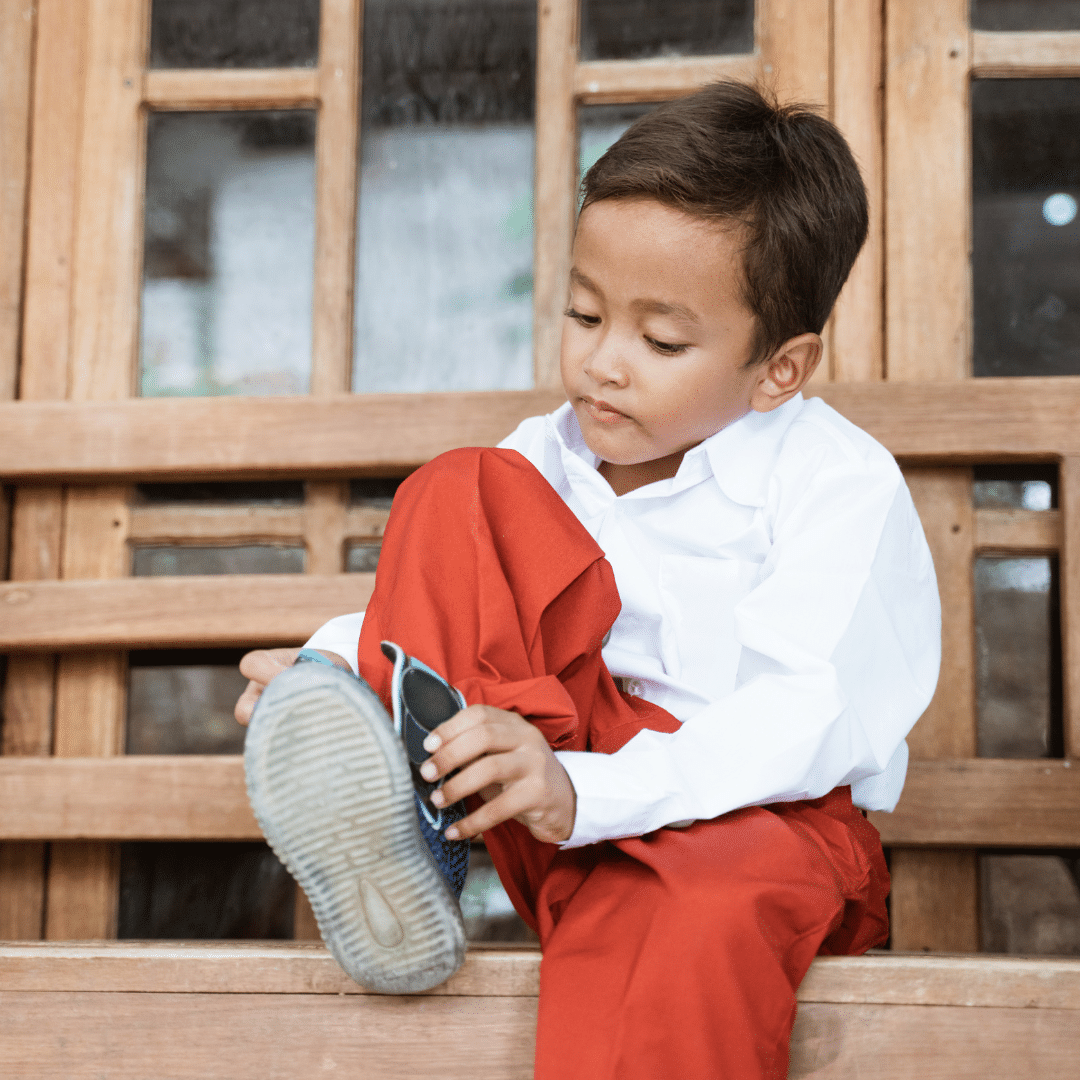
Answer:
[{"left": 236, "top": 81, "right": 940, "bottom": 1079}]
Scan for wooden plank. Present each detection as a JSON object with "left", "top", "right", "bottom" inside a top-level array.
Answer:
[
  {"left": 974, "top": 508, "right": 1062, "bottom": 552},
  {"left": 0, "top": 389, "right": 568, "bottom": 479},
  {"left": 830, "top": 0, "right": 883, "bottom": 383},
  {"left": 0, "top": 574, "right": 377, "bottom": 650},
  {"left": 142, "top": 69, "right": 320, "bottom": 110},
  {"left": 759, "top": 0, "right": 831, "bottom": 109},
  {"left": 886, "top": 850, "right": 979, "bottom": 953},
  {"left": 574, "top": 55, "right": 759, "bottom": 104},
  {"left": 0, "top": 756, "right": 1075, "bottom": 845},
  {"left": 309, "top": 0, "right": 361, "bottom": 395},
  {"left": 127, "top": 504, "right": 389, "bottom": 542},
  {"left": 1061, "top": 457, "right": 1080, "bottom": 759},
  {"left": 0, "top": 944, "right": 1077, "bottom": 1009},
  {"left": 532, "top": 0, "right": 577, "bottom": 391},
  {"left": 971, "top": 30, "right": 1080, "bottom": 78},
  {"left": 0, "top": 0, "right": 35, "bottom": 401},
  {"left": 885, "top": 0, "right": 970, "bottom": 381},
  {"left": 302, "top": 481, "right": 348, "bottom": 574},
  {"left": 0, "top": 846, "right": 46, "bottom": 940},
  {"left": 871, "top": 759, "right": 1080, "bottom": 847}
]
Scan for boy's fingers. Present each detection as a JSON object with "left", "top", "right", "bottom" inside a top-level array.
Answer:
[
  {"left": 234, "top": 680, "right": 263, "bottom": 725},
  {"left": 434, "top": 753, "right": 516, "bottom": 808},
  {"left": 446, "top": 787, "right": 530, "bottom": 841},
  {"left": 424, "top": 703, "right": 523, "bottom": 753},
  {"left": 238, "top": 647, "right": 300, "bottom": 684},
  {"left": 422, "top": 720, "right": 525, "bottom": 782}
]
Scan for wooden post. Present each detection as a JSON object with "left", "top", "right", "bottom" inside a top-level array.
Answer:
[{"left": 1060, "top": 457, "right": 1080, "bottom": 761}]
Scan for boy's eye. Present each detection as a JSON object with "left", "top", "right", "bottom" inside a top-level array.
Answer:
[
  {"left": 645, "top": 336, "right": 689, "bottom": 355},
  {"left": 564, "top": 307, "right": 600, "bottom": 327}
]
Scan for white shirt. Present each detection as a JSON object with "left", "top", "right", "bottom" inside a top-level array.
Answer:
[{"left": 306, "top": 395, "right": 941, "bottom": 848}]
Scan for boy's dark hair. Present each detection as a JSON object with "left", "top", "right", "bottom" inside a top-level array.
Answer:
[{"left": 580, "top": 81, "right": 868, "bottom": 365}]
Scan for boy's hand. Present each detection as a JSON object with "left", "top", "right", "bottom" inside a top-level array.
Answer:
[
  {"left": 233, "top": 648, "right": 351, "bottom": 724},
  {"left": 420, "top": 705, "right": 577, "bottom": 845}
]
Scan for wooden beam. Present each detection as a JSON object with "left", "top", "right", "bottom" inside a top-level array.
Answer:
[
  {"left": 142, "top": 69, "right": 320, "bottom": 111},
  {"left": 971, "top": 31, "right": 1080, "bottom": 78},
  {"left": 0, "top": 757, "right": 1074, "bottom": 845},
  {"left": 127, "top": 504, "right": 389, "bottom": 543},
  {"left": 1061, "top": 457, "right": 1080, "bottom": 759},
  {"left": 871, "top": 759, "right": 1080, "bottom": 847},
  {"left": 974, "top": 508, "right": 1062, "bottom": 553},
  {"left": 0, "top": 574, "right": 377, "bottom": 650},
  {"left": 574, "top": 55, "right": 758, "bottom": 104}
]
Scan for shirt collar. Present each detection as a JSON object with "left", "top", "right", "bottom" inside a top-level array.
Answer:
[{"left": 545, "top": 395, "right": 805, "bottom": 507}]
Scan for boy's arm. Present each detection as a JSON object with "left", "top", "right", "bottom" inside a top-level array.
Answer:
[{"left": 552, "top": 445, "right": 941, "bottom": 848}]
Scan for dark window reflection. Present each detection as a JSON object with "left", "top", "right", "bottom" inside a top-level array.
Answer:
[
  {"left": 132, "top": 545, "right": 305, "bottom": 576},
  {"left": 127, "top": 648, "right": 248, "bottom": 755},
  {"left": 971, "top": 1, "right": 1080, "bottom": 31},
  {"left": 580, "top": 0, "right": 753, "bottom": 61},
  {"left": 119, "top": 842, "right": 295, "bottom": 939},
  {"left": 981, "top": 851, "right": 1080, "bottom": 955},
  {"left": 345, "top": 542, "right": 381, "bottom": 573},
  {"left": 348, "top": 477, "right": 405, "bottom": 507},
  {"left": 134, "top": 481, "right": 305, "bottom": 505},
  {"left": 973, "top": 80, "right": 1080, "bottom": 377},
  {"left": 141, "top": 111, "right": 316, "bottom": 396},
  {"left": 972, "top": 464, "right": 1057, "bottom": 510},
  {"left": 353, "top": 0, "right": 536, "bottom": 393},
  {"left": 974, "top": 556, "right": 1063, "bottom": 758},
  {"left": 150, "top": 0, "right": 320, "bottom": 68}
]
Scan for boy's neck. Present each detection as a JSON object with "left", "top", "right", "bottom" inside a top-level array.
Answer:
[{"left": 598, "top": 451, "right": 686, "bottom": 496}]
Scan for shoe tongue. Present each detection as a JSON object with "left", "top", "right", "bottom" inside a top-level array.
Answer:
[{"left": 401, "top": 668, "right": 460, "bottom": 763}]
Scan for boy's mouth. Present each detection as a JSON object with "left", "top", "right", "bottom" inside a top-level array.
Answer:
[{"left": 581, "top": 397, "right": 631, "bottom": 425}]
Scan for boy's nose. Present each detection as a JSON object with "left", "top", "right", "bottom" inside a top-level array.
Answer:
[{"left": 583, "top": 337, "right": 630, "bottom": 387}]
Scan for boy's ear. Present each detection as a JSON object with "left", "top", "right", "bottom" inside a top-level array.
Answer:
[{"left": 749, "top": 333, "right": 822, "bottom": 413}]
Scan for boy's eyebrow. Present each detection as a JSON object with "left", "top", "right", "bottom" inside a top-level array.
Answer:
[{"left": 569, "top": 269, "right": 701, "bottom": 325}]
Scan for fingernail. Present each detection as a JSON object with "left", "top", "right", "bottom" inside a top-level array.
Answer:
[
  {"left": 423, "top": 734, "right": 441, "bottom": 752},
  {"left": 420, "top": 761, "right": 437, "bottom": 781},
  {"left": 430, "top": 789, "right": 445, "bottom": 808},
  {"left": 445, "top": 826, "right": 460, "bottom": 840}
]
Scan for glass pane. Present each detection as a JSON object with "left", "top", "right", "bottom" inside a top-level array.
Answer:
[
  {"left": 118, "top": 841, "right": 295, "bottom": 939},
  {"left": 132, "top": 545, "right": 305, "bottom": 576},
  {"left": 578, "top": 103, "right": 656, "bottom": 185},
  {"left": 134, "top": 480, "right": 304, "bottom": 505},
  {"left": 972, "top": 464, "right": 1057, "bottom": 510},
  {"left": 150, "top": 0, "right": 320, "bottom": 68},
  {"left": 974, "top": 557, "right": 1062, "bottom": 758},
  {"left": 580, "top": 0, "right": 753, "bottom": 61},
  {"left": 140, "top": 111, "right": 316, "bottom": 396},
  {"left": 981, "top": 853, "right": 1080, "bottom": 955},
  {"left": 345, "top": 542, "right": 381, "bottom": 572},
  {"left": 461, "top": 845, "right": 537, "bottom": 942},
  {"left": 972, "top": 1, "right": 1080, "bottom": 31},
  {"left": 972, "top": 80, "right": 1080, "bottom": 377},
  {"left": 127, "top": 648, "right": 248, "bottom": 754},
  {"left": 349, "top": 477, "right": 404, "bottom": 507},
  {"left": 353, "top": 0, "right": 536, "bottom": 393}
]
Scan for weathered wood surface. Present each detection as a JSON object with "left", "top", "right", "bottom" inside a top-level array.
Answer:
[
  {"left": 971, "top": 30, "right": 1080, "bottom": 77},
  {"left": 574, "top": 55, "right": 758, "bottom": 103},
  {"left": 6, "top": 381, "right": 1080, "bottom": 481},
  {"left": 0, "top": 757, "right": 1075, "bottom": 845},
  {"left": 142, "top": 68, "right": 319, "bottom": 110}
]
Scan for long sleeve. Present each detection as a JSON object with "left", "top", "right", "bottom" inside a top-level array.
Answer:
[
  {"left": 555, "top": 419, "right": 941, "bottom": 847},
  {"left": 303, "top": 611, "right": 366, "bottom": 675}
]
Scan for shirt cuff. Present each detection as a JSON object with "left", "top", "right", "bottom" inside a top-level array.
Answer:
[{"left": 302, "top": 612, "right": 366, "bottom": 676}]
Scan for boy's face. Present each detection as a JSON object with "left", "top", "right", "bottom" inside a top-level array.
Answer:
[{"left": 561, "top": 197, "right": 767, "bottom": 489}]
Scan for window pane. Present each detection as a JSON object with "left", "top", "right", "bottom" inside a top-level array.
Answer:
[
  {"left": 150, "top": 0, "right": 320, "bottom": 68},
  {"left": 972, "top": 464, "right": 1057, "bottom": 510},
  {"left": 140, "top": 111, "right": 316, "bottom": 396},
  {"left": 134, "top": 480, "right": 305, "bottom": 505},
  {"left": 461, "top": 845, "right": 537, "bottom": 942},
  {"left": 972, "top": 80, "right": 1080, "bottom": 377},
  {"left": 974, "top": 557, "right": 1062, "bottom": 758},
  {"left": 353, "top": 0, "right": 536, "bottom": 393},
  {"left": 972, "top": 1, "right": 1080, "bottom": 31},
  {"left": 981, "top": 853, "right": 1080, "bottom": 955},
  {"left": 345, "top": 542, "right": 381, "bottom": 573},
  {"left": 131, "top": 545, "right": 305, "bottom": 576},
  {"left": 579, "top": 103, "right": 656, "bottom": 185},
  {"left": 349, "top": 478, "right": 404, "bottom": 507},
  {"left": 580, "top": 0, "right": 753, "bottom": 61},
  {"left": 119, "top": 841, "right": 295, "bottom": 939},
  {"left": 128, "top": 648, "right": 248, "bottom": 755}
]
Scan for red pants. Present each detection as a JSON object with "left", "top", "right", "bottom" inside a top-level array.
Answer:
[{"left": 356, "top": 447, "right": 890, "bottom": 1080}]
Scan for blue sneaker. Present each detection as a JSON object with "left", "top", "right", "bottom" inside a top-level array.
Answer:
[{"left": 243, "top": 645, "right": 469, "bottom": 992}]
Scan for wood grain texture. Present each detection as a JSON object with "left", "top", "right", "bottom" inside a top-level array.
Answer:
[
  {"left": 302, "top": 481, "right": 348, "bottom": 574},
  {"left": 310, "top": 0, "right": 361, "bottom": 395},
  {"left": 43, "top": 842, "right": 120, "bottom": 940},
  {"left": 127, "top": 504, "right": 389, "bottom": 542},
  {"left": 533, "top": 0, "right": 577, "bottom": 390},
  {"left": 885, "top": 0, "right": 970, "bottom": 381},
  {"left": 887, "top": 849, "right": 979, "bottom": 953},
  {"left": 974, "top": 508, "right": 1062, "bottom": 552},
  {"left": 0, "top": 0, "right": 35, "bottom": 401},
  {"left": 574, "top": 55, "right": 759, "bottom": 104},
  {"left": 0, "top": 844, "right": 46, "bottom": 939},
  {"left": 759, "top": 0, "right": 831, "bottom": 108},
  {"left": 1, "top": 756, "right": 1075, "bottom": 845},
  {"left": 971, "top": 30, "right": 1080, "bottom": 77},
  {"left": 293, "top": 886, "right": 321, "bottom": 942},
  {"left": 1061, "top": 457, "right": 1080, "bottom": 759},
  {"left": 830, "top": 0, "right": 883, "bottom": 383},
  {"left": 142, "top": 68, "right": 319, "bottom": 110},
  {"left": 0, "top": 573, "right": 376, "bottom": 650}
]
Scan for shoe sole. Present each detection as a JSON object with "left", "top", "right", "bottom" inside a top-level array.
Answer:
[{"left": 243, "top": 663, "right": 467, "bottom": 993}]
